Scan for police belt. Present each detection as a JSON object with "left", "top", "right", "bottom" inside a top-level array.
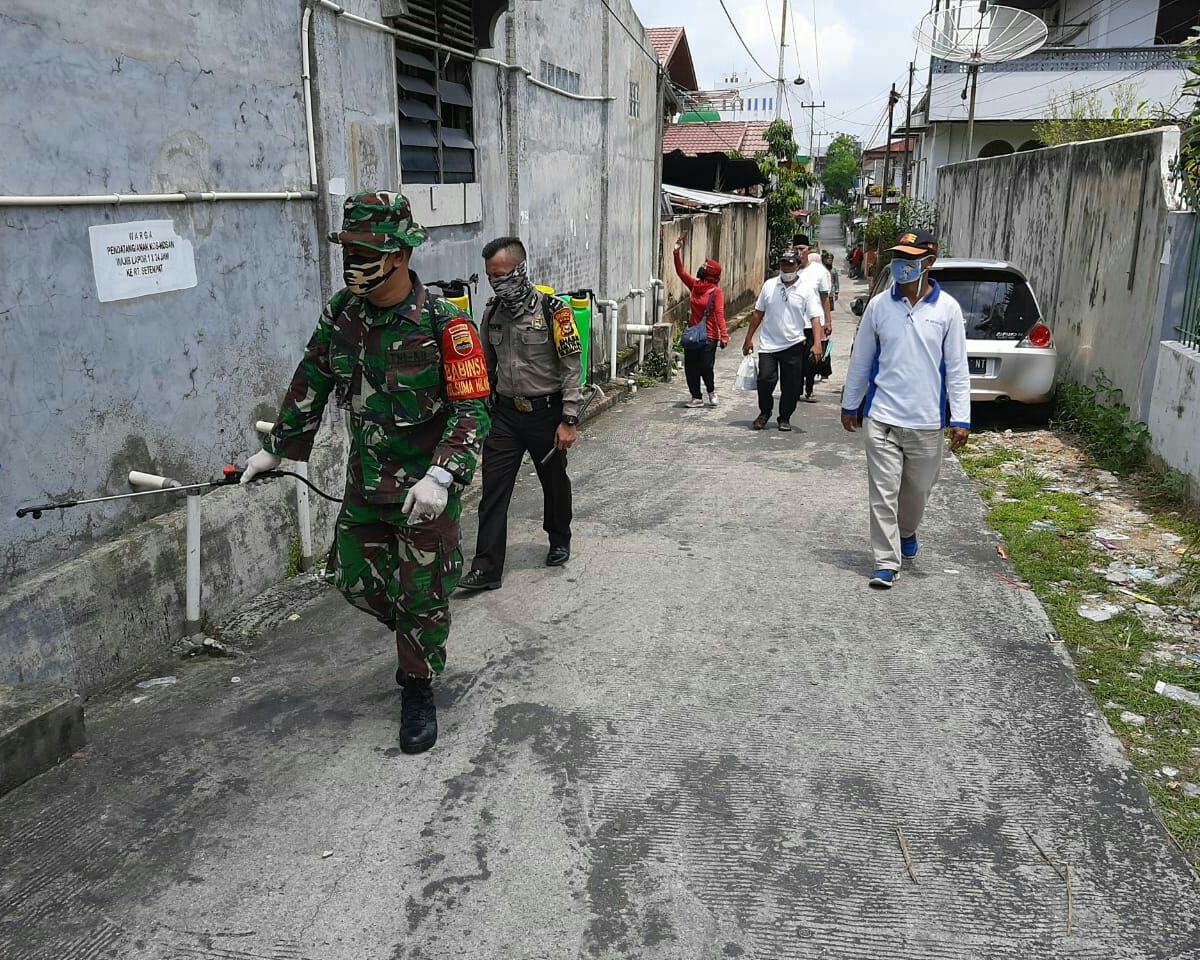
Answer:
[{"left": 494, "top": 392, "right": 562, "bottom": 413}]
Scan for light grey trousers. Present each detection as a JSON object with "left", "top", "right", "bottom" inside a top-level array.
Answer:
[{"left": 865, "top": 417, "right": 945, "bottom": 571}]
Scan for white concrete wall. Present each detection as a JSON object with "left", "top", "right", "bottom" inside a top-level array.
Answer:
[
  {"left": 1148, "top": 342, "right": 1200, "bottom": 491},
  {"left": 936, "top": 127, "right": 1184, "bottom": 420}
]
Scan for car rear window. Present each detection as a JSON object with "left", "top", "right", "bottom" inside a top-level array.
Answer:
[{"left": 933, "top": 270, "right": 1041, "bottom": 340}]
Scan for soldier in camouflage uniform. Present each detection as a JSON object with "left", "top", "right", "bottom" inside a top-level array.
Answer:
[{"left": 241, "top": 192, "right": 491, "bottom": 754}]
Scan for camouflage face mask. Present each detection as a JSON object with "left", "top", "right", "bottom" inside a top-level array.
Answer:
[
  {"left": 343, "top": 249, "right": 397, "bottom": 296},
  {"left": 489, "top": 261, "right": 533, "bottom": 309}
]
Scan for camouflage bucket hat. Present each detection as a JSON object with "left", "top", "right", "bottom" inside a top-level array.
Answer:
[{"left": 328, "top": 191, "right": 428, "bottom": 252}]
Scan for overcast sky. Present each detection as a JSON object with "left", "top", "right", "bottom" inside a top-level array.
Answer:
[{"left": 628, "top": 0, "right": 929, "bottom": 153}]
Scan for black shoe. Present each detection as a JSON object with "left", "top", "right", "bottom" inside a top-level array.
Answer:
[
  {"left": 546, "top": 545, "right": 571, "bottom": 567},
  {"left": 803, "top": 395, "right": 818, "bottom": 403},
  {"left": 399, "top": 675, "right": 438, "bottom": 754},
  {"left": 752, "top": 414, "right": 769, "bottom": 430},
  {"left": 778, "top": 420, "right": 793, "bottom": 432},
  {"left": 458, "top": 569, "right": 501, "bottom": 592}
]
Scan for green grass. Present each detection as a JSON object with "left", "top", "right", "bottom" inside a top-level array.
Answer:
[{"left": 959, "top": 445, "right": 1200, "bottom": 866}]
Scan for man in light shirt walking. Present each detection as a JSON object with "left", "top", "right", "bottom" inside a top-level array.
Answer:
[
  {"left": 840, "top": 228, "right": 971, "bottom": 589},
  {"left": 742, "top": 250, "right": 824, "bottom": 432}
]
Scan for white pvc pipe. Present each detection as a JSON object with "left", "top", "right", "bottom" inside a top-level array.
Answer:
[
  {"left": 629, "top": 288, "right": 647, "bottom": 365},
  {"left": 255, "top": 420, "right": 312, "bottom": 571},
  {"left": 128, "top": 470, "right": 180, "bottom": 492},
  {"left": 314, "top": 0, "right": 614, "bottom": 104},
  {"left": 0, "top": 191, "right": 316, "bottom": 207},
  {"left": 185, "top": 493, "right": 201, "bottom": 633},
  {"left": 294, "top": 462, "right": 313, "bottom": 571},
  {"left": 597, "top": 298, "right": 619, "bottom": 382},
  {"left": 301, "top": 6, "right": 318, "bottom": 189},
  {"left": 649, "top": 278, "right": 665, "bottom": 328}
]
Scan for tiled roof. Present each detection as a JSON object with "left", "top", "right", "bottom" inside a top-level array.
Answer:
[
  {"left": 663, "top": 121, "right": 774, "bottom": 157},
  {"left": 862, "top": 138, "right": 915, "bottom": 159},
  {"left": 646, "top": 27, "right": 683, "bottom": 65},
  {"left": 645, "top": 26, "right": 698, "bottom": 91}
]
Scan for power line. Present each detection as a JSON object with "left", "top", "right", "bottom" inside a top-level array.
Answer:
[
  {"left": 809, "top": 0, "right": 824, "bottom": 98},
  {"left": 718, "top": 0, "right": 778, "bottom": 80},
  {"left": 597, "top": 0, "right": 661, "bottom": 74}
]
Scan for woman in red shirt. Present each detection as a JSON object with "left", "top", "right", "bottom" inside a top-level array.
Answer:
[{"left": 673, "top": 234, "right": 728, "bottom": 407}]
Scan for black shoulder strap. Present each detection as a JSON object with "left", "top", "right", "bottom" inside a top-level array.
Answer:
[{"left": 543, "top": 293, "right": 569, "bottom": 326}]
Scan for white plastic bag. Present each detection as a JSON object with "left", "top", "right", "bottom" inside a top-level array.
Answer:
[{"left": 733, "top": 353, "right": 758, "bottom": 392}]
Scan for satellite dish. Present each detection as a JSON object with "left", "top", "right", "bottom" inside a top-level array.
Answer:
[{"left": 913, "top": 1, "right": 1048, "bottom": 159}]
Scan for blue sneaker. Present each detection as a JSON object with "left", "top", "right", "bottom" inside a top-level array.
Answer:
[
  {"left": 869, "top": 570, "right": 897, "bottom": 589},
  {"left": 901, "top": 535, "right": 919, "bottom": 559}
]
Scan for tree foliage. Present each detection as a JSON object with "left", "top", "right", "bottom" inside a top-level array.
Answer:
[
  {"left": 756, "top": 120, "right": 815, "bottom": 261},
  {"left": 1031, "top": 84, "right": 1155, "bottom": 147},
  {"left": 821, "top": 133, "right": 860, "bottom": 205},
  {"left": 863, "top": 198, "right": 938, "bottom": 267},
  {"left": 1181, "top": 27, "right": 1200, "bottom": 192}
]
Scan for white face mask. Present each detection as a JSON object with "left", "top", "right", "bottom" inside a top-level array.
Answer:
[{"left": 780, "top": 270, "right": 799, "bottom": 283}]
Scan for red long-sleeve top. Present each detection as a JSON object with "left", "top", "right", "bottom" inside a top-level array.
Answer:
[{"left": 674, "top": 249, "right": 728, "bottom": 344}]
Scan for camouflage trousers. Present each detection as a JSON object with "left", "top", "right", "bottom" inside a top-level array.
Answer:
[{"left": 331, "top": 491, "right": 463, "bottom": 679}]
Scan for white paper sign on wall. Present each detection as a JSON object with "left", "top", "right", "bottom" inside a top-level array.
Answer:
[{"left": 88, "top": 219, "right": 197, "bottom": 302}]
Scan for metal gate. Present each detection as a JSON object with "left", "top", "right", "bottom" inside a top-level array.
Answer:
[{"left": 1180, "top": 176, "right": 1200, "bottom": 349}]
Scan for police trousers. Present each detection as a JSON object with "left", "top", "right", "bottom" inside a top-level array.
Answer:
[
  {"left": 331, "top": 489, "right": 463, "bottom": 679},
  {"left": 471, "top": 401, "right": 572, "bottom": 577}
]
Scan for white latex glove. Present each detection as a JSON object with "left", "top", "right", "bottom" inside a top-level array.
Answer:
[
  {"left": 240, "top": 448, "right": 281, "bottom": 485},
  {"left": 402, "top": 474, "right": 449, "bottom": 523}
]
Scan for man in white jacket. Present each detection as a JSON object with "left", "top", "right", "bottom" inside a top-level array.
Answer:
[{"left": 840, "top": 228, "right": 971, "bottom": 589}]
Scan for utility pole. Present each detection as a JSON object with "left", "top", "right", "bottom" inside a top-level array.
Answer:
[
  {"left": 903, "top": 61, "right": 914, "bottom": 199},
  {"left": 800, "top": 100, "right": 826, "bottom": 223},
  {"left": 774, "top": 0, "right": 788, "bottom": 121},
  {"left": 881, "top": 85, "right": 900, "bottom": 212}
]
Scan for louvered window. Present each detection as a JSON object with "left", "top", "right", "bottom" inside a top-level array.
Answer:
[{"left": 392, "top": 0, "right": 476, "bottom": 184}]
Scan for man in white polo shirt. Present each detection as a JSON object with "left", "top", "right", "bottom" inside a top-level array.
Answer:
[
  {"left": 840, "top": 228, "right": 971, "bottom": 589},
  {"left": 742, "top": 250, "right": 825, "bottom": 431}
]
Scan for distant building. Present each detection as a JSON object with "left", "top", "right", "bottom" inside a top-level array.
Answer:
[{"left": 679, "top": 72, "right": 781, "bottom": 122}]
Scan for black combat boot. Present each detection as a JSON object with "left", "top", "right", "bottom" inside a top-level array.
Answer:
[{"left": 399, "top": 674, "right": 438, "bottom": 754}]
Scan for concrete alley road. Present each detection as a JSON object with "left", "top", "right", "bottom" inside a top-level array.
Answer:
[{"left": 3, "top": 217, "right": 1199, "bottom": 959}]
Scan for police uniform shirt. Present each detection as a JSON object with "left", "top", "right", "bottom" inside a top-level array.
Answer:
[{"left": 480, "top": 290, "right": 585, "bottom": 419}]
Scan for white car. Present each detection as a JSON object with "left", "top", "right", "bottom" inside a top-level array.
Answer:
[{"left": 852, "top": 258, "right": 1057, "bottom": 410}]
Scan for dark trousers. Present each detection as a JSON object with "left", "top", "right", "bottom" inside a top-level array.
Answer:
[
  {"left": 471, "top": 402, "right": 571, "bottom": 577},
  {"left": 684, "top": 339, "right": 718, "bottom": 398},
  {"left": 757, "top": 341, "right": 807, "bottom": 422},
  {"left": 802, "top": 329, "right": 817, "bottom": 397}
]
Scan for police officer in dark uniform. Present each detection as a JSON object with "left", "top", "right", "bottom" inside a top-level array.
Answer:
[{"left": 458, "top": 237, "right": 585, "bottom": 591}]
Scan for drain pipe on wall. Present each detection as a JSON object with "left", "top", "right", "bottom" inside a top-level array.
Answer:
[
  {"left": 301, "top": 5, "right": 318, "bottom": 189},
  {"left": 257, "top": 420, "right": 313, "bottom": 571},
  {"left": 127, "top": 470, "right": 203, "bottom": 634},
  {"left": 625, "top": 288, "right": 653, "bottom": 367},
  {"left": 649, "top": 278, "right": 665, "bottom": 328},
  {"left": 597, "top": 298, "right": 620, "bottom": 382}
]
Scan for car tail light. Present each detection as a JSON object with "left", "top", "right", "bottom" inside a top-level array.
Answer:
[{"left": 1025, "top": 323, "right": 1052, "bottom": 348}]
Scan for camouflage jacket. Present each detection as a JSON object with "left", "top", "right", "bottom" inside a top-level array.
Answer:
[{"left": 264, "top": 274, "right": 492, "bottom": 503}]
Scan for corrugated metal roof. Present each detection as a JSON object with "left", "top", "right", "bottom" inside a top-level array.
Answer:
[{"left": 663, "top": 184, "right": 764, "bottom": 208}]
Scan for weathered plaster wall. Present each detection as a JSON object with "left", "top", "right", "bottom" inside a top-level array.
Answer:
[
  {"left": 660, "top": 206, "right": 769, "bottom": 331},
  {"left": 1, "top": 0, "right": 664, "bottom": 692},
  {"left": 1148, "top": 341, "right": 1200, "bottom": 493},
  {"left": 936, "top": 128, "right": 1183, "bottom": 420}
]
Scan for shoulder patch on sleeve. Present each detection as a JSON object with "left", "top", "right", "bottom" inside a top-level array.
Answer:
[
  {"left": 551, "top": 304, "right": 583, "bottom": 358},
  {"left": 441, "top": 318, "right": 491, "bottom": 400}
]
